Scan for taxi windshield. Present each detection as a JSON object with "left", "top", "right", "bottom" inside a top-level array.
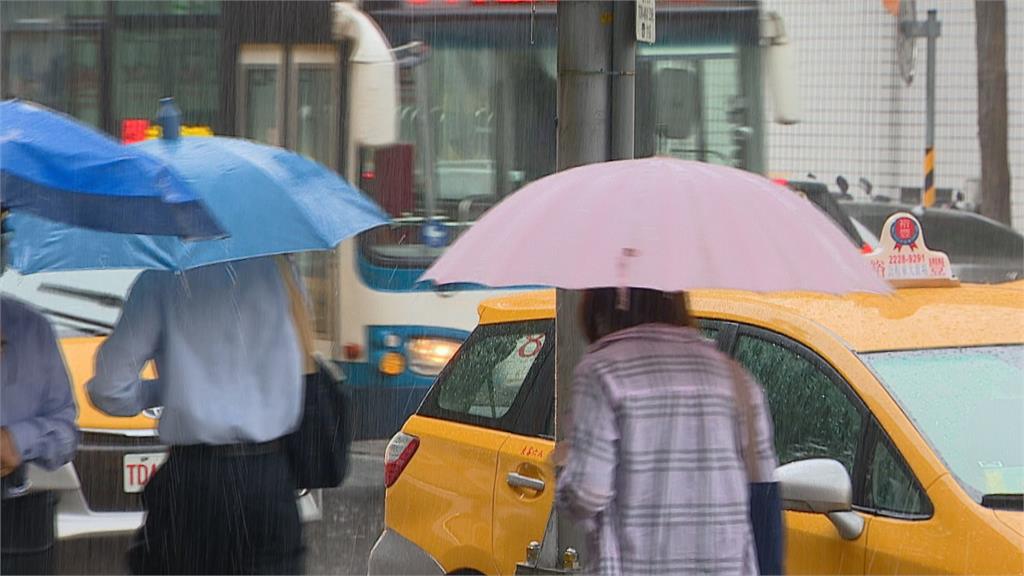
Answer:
[
  {"left": 862, "top": 345, "right": 1024, "bottom": 502},
  {"left": 0, "top": 269, "right": 137, "bottom": 338}
]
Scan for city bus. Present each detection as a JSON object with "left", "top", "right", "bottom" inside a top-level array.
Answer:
[{"left": 1, "top": 0, "right": 796, "bottom": 441}]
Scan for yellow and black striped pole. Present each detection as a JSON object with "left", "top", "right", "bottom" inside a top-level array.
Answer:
[
  {"left": 921, "top": 10, "right": 940, "bottom": 207},
  {"left": 923, "top": 146, "right": 936, "bottom": 207}
]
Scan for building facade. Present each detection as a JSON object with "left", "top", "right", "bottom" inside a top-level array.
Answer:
[
  {"left": 1, "top": 1, "right": 334, "bottom": 139},
  {"left": 764, "top": 0, "right": 1024, "bottom": 230}
]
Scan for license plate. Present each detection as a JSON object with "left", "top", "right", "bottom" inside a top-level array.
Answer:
[{"left": 123, "top": 452, "right": 168, "bottom": 493}]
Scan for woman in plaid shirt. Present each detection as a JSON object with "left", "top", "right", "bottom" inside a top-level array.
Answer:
[{"left": 556, "top": 288, "right": 784, "bottom": 575}]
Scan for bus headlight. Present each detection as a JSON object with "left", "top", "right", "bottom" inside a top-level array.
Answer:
[{"left": 406, "top": 337, "right": 461, "bottom": 376}]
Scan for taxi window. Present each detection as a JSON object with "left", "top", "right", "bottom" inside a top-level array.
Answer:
[
  {"left": 865, "top": 434, "right": 930, "bottom": 518},
  {"left": 734, "top": 331, "right": 865, "bottom": 475},
  {"left": 419, "top": 319, "right": 554, "bottom": 432}
]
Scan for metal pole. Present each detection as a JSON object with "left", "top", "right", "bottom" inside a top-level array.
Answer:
[
  {"left": 611, "top": 0, "right": 635, "bottom": 161},
  {"left": 414, "top": 48, "right": 437, "bottom": 221},
  {"left": 554, "top": 0, "right": 613, "bottom": 570},
  {"left": 923, "top": 9, "right": 938, "bottom": 207}
]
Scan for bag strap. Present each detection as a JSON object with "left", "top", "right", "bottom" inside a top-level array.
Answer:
[
  {"left": 729, "top": 360, "right": 760, "bottom": 482},
  {"left": 275, "top": 256, "right": 316, "bottom": 375}
]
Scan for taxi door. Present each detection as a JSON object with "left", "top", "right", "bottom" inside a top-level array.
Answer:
[
  {"left": 492, "top": 351, "right": 556, "bottom": 575},
  {"left": 409, "top": 320, "right": 554, "bottom": 573},
  {"left": 728, "top": 327, "right": 871, "bottom": 574},
  {"left": 785, "top": 512, "right": 869, "bottom": 574}
]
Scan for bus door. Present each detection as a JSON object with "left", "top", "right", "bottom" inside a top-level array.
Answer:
[
  {"left": 237, "top": 44, "right": 342, "bottom": 354},
  {"left": 636, "top": 46, "right": 751, "bottom": 169}
]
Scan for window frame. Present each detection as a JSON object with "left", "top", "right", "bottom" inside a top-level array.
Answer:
[
  {"left": 511, "top": 349, "right": 555, "bottom": 440},
  {"left": 722, "top": 323, "right": 873, "bottom": 507},
  {"left": 860, "top": 417, "right": 935, "bottom": 520},
  {"left": 417, "top": 318, "right": 555, "bottom": 434}
]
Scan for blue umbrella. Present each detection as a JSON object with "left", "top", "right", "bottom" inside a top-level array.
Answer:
[
  {"left": 0, "top": 99, "right": 224, "bottom": 238},
  {"left": 6, "top": 132, "right": 388, "bottom": 273}
]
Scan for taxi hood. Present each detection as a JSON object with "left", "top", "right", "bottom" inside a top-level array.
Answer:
[
  {"left": 993, "top": 509, "right": 1024, "bottom": 538},
  {"left": 61, "top": 336, "right": 158, "bottom": 432}
]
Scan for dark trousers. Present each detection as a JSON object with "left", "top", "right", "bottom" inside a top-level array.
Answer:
[
  {"left": 128, "top": 442, "right": 304, "bottom": 575},
  {"left": 1, "top": 491, "right": 56, "bottom": 576}
]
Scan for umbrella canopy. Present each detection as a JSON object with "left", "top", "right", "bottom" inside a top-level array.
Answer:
[
  {"left": 6, "top": 136, "right": 387, "bottom": 273},
  {"left": 0, "top": 100, "right": 223, "bottom": 238},
  {"left": 421, "top": 158, "right": 890, "bottom": 294}
]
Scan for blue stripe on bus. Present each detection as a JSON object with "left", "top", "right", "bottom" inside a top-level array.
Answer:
[{"left": 356, "top": 250, "right": 544, "bottom": 293}]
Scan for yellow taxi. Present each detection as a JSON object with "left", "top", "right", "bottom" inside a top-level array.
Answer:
[
  {"left": 1, "top": 269, "right": 319, "bottom": 542},
  {"left": 369, "top": 217, "right": 1024, "bottom": 575}
]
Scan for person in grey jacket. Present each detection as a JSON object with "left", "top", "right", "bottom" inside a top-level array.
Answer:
[{"left": 1, "top": 294, "right": 79, "bottom": 575}]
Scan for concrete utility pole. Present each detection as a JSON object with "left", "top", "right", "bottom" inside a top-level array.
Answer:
[
  {"left": 517, "top": 1, "right": 638, "bottom": 572},
  {"left": 611, "top": 0, "right": 636, "bottom": 162},
  {"left": 553, "top": 0, "right": 635, "bottom": 572},
  {"left": 554, "top": 0, "right": 611, "bottom": 469}
]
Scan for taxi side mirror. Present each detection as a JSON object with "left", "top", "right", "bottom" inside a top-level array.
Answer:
[{"left": 776, "top": 458, "right": 864, "bottom": 541}]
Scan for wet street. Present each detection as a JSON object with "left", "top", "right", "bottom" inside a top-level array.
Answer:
[
  {"left": 55, "top": 441, "right": 387, "bottom": 576},
  {"left": 305, "top": 442, "right": 388, "bottom": 576}
]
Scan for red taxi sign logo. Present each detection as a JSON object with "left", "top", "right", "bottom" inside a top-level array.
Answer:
[
  {"left": 121, "top": 119, "right": 214, "bottom": 144},
  {"left": 890, "top": 215, "right": 920, "bottom": 251},
  {"left": 868, "top": 212, "right": 958, "bottom": 288}
]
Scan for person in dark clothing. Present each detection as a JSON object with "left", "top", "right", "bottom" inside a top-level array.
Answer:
[{"left": 1, "top": 295, "right": 79, "bottom": 575}]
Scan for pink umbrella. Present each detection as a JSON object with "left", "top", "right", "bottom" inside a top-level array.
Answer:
[{"left": 421, "top": 158, "right": 891, "bottom": 294}]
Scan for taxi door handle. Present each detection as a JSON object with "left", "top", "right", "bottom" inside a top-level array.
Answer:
[{"left": 507, "top": 472, "right": 545, "bottom": 492}]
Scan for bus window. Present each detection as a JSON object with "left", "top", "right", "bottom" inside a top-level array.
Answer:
[
  {"left": 357, "top": 7, "right": 757, "bottom": 281},
  {"left": 244, "top": 68, "right": 280, "bottom": 145},
  {"left": 238, "top": 45, "right": 284, "bottom": 146},
  {"left": 637, "top": 44, "right": 744, "bottom": 165},
  {"left": 290, "top": 46, "right": 339, "bottom": 345},
  {"left": 236, "top": 44, "right": 339, "bottom": 345}
]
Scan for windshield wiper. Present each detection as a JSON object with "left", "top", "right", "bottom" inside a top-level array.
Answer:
[
  {"left": 36, "top": 306, "right": 114, "bottom": 333},
  {"left": 50, "top": 319, "right": 107, "bottom": 337},
  {"left": 39, "top": 283, "right": 124, "bottom": 308},
  {"left": 981, "top": 493, "right": 1024, "bottom": 511}
]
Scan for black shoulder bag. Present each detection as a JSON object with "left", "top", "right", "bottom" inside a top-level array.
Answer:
[{"left": 277, "top": 257, "right": 352, "bottom": 490}]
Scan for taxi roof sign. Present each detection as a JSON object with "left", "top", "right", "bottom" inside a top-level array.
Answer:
[
  {"left": 121, "top": 119, "right": 214, "bottom": 144},
  {"left": 867, "top": 211, "right": 959, "bottom": 288}
]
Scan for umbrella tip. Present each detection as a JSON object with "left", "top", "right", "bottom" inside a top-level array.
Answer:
[{"left": 157, "top": 97, "right": 181, "bottom": 141}]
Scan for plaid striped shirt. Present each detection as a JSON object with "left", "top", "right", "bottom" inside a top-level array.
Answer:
[{"left": 556, "top": 324, "right": 777, "bottom": 575}]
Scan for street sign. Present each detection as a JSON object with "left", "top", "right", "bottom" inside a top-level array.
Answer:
[
  {"left": 636, "top": 0, "right": 655, "bottom": 44},
  {"left": 422, "top": 219, "right": 450, "bottom": 249}
]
